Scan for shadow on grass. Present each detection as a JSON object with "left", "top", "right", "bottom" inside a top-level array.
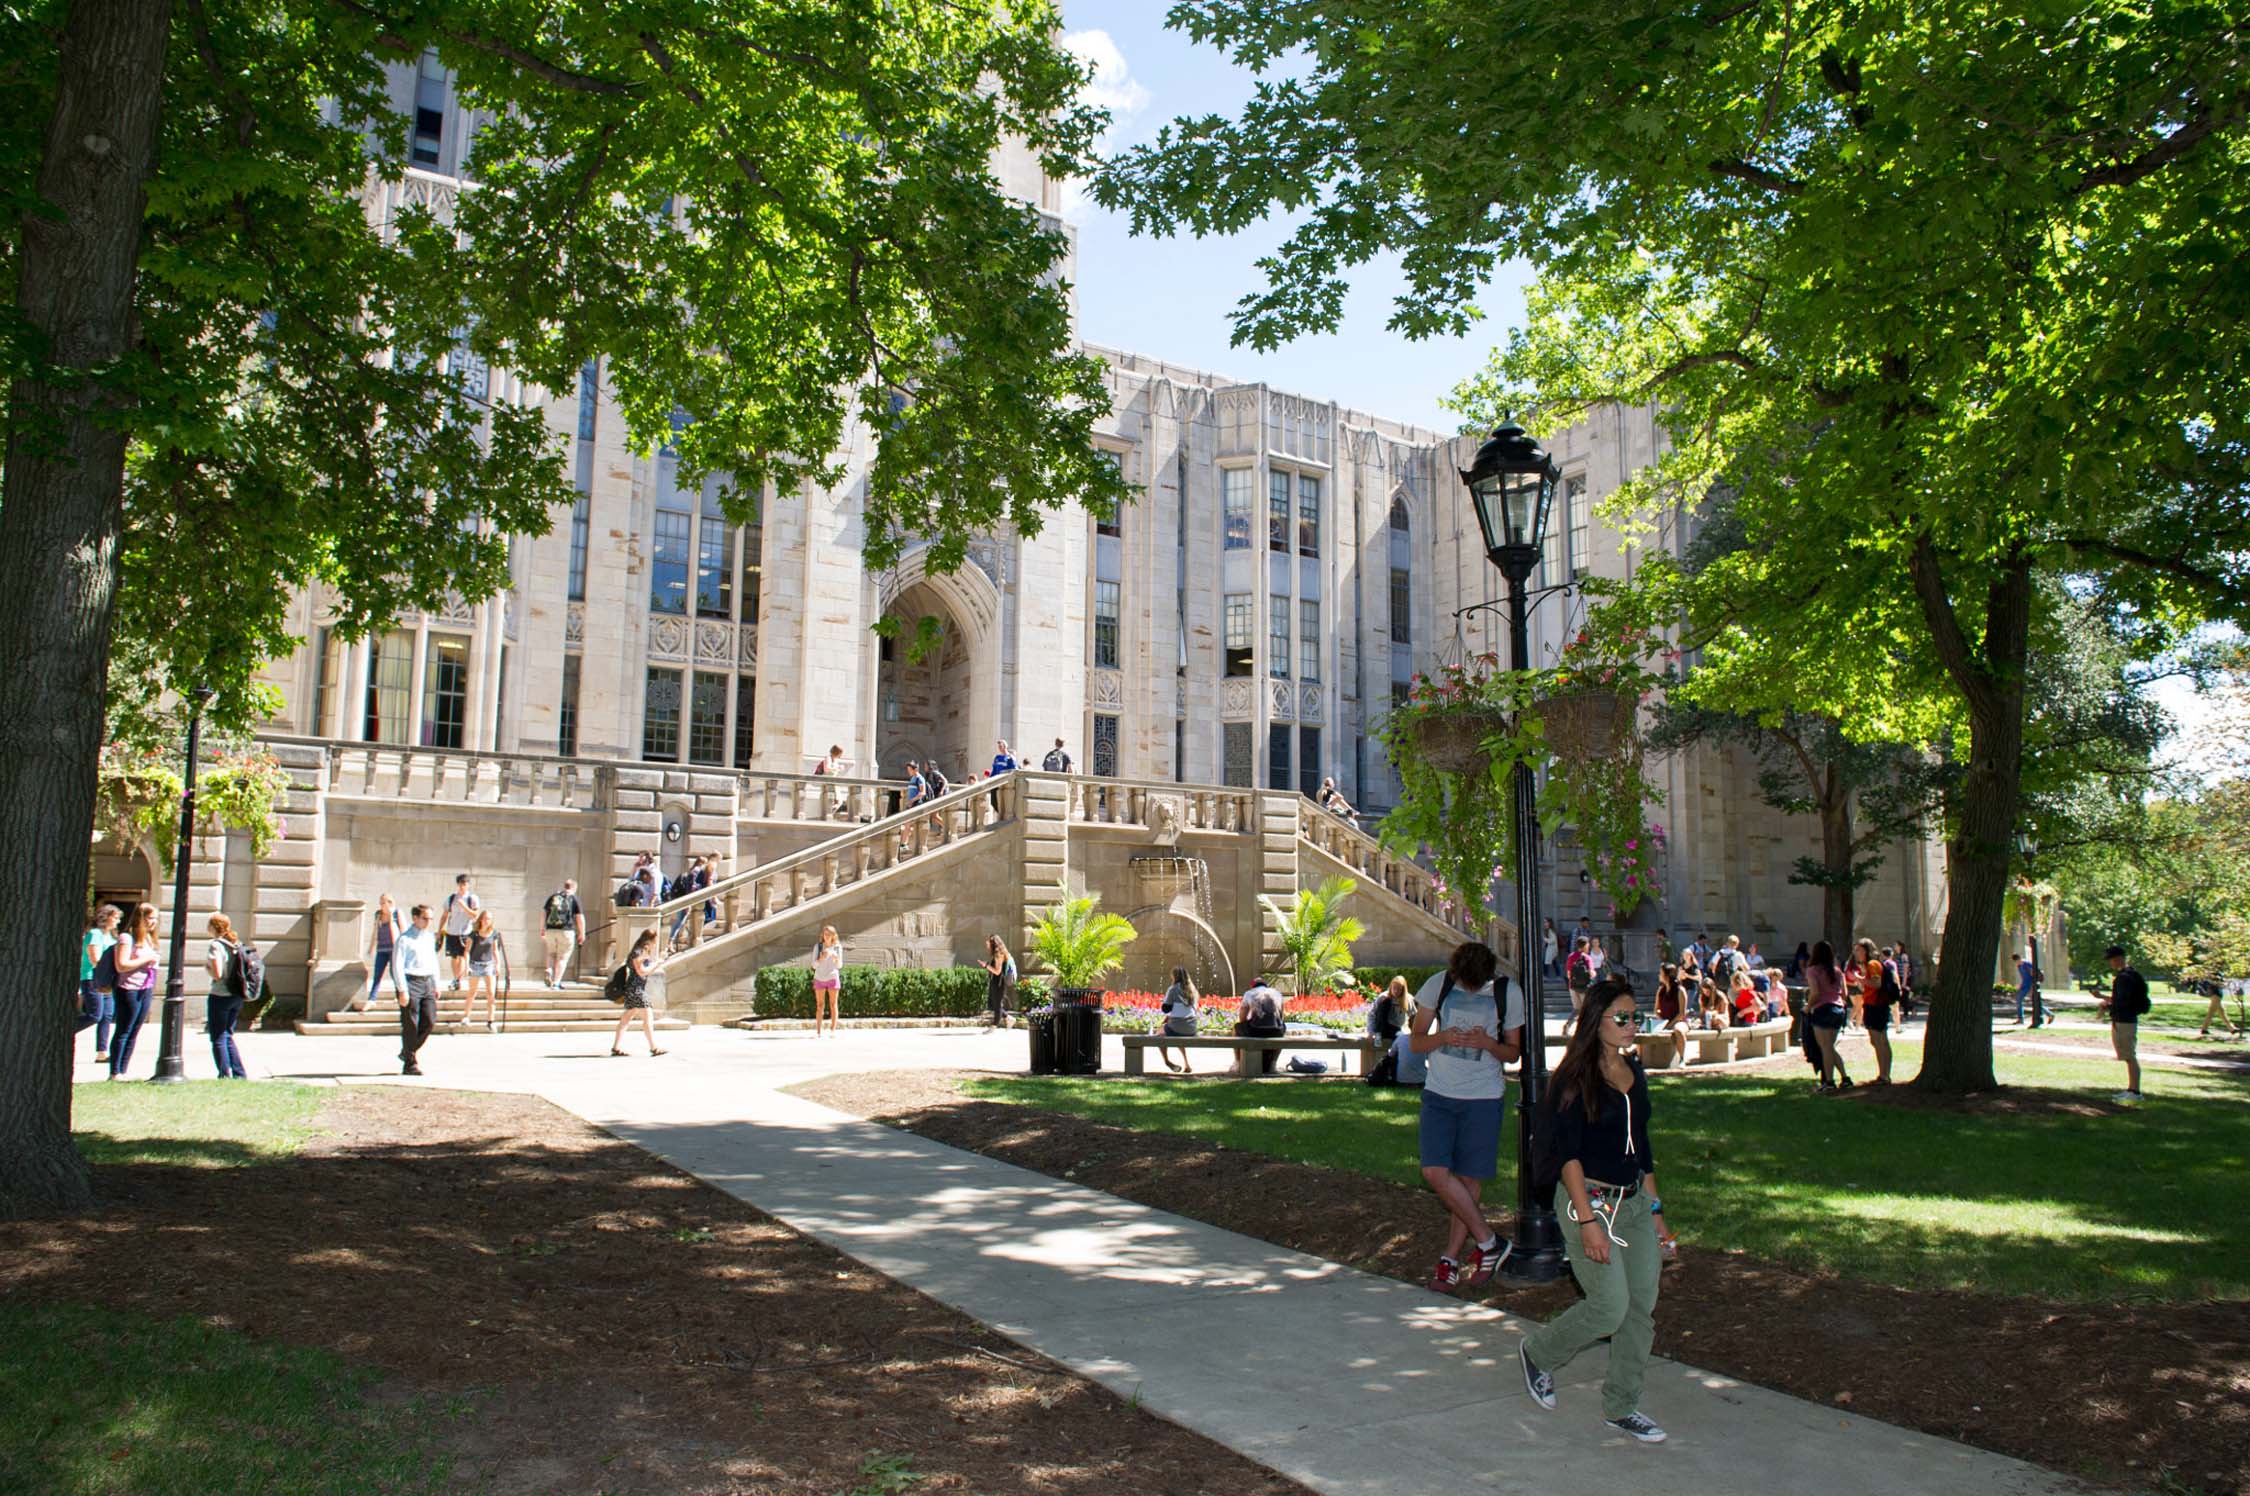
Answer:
[{"left": 0, "top": 1301, "right": 450, "bottom": 1496}]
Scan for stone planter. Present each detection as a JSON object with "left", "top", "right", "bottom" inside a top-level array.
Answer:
[
  {"left": 1539, "top": 689, "right": 1635, "bottom": 761},
  {"left": 1411, "top": 710, "right": 1506, "bottom": 775}
]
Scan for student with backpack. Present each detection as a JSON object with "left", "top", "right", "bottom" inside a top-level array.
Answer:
[
  {"left": 605, "top": 928, "right": 669, "bottom": 1057},
  {"left": 1042, "top": 738, "right": 1072, "bottom": 773},
  {"left": 540, "top": 880, "right": 585, "bottom": 989},
  {"left": 105, "top": 903, "right": 162, "bottom": 1079},
  {"left": 1410, "top": 941, "right": 1524, "bottom": 1293},
  {"left": 440, "top": 873, "right": 481, "bottom": 992},
  {"left": 1519, "top": 977, "right": 1674, "bottom": 1444},
  {"left": 1565, "top": 937, "right": 1593, "bottom": 998},
  {"left": 202, "top": 913, "right": 255, "bottom": 1079},
  {"left": 981, "top": 935, "right": 1018, "bottom": 1029},
  {"left": 77, "top": 905, "right": 120, "bottom": 1063},
  {"left": 2099, "top": 943, "right": 2151, "bottom": 1102}
]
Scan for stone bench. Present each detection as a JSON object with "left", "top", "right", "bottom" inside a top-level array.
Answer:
[
  {"left": 1637, "top": 1015, "right": 1793, "bottom": 1068},
  {"left": 1118, "top": 1032, "right": 1385, "bottom": 1077}
]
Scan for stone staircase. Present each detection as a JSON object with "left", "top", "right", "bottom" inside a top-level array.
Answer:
[{"left": 292, "top": 978, "right": 690, "bottom": 1036}]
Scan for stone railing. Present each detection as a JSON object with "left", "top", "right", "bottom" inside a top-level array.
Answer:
[
  {"left": 736, "top": 769, "right": 900, "bottom": 825},
  {"left": 642, "top": 773, "right": 1022, "bottom": 956},
  {"left": 1054, "top": 774, "right": 1259, "bottom": 836},
  {"left": 1296, "top": 796, "right": 1485, "bottom": 941},
  {"left": 322, "top": 742, "right": 607, "bottom": 810}
]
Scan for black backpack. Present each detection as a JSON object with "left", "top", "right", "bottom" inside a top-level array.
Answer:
[
  {"left": 1878, "top": 959, "right": 1902, "bottom": 1005},
  {"left": 925, "top": 764, "right": 949, "bottom": 794},
  {"left": 544, "top": 891, "right": 575, "bottom": 930},
  {"left": 613, "top": 879, "right": 636, "bottom": 908},
  {"left": 603, "top": 962, "right": 634, "bottom": 1003},
  {"left": 1042, "top": 748, "right": 1069, "bottom": 772},
  {"left": 92, "top": 940, "right": 120, "bottom": 992},
  {"left": 227, "top": 938, "right": 265, "bottom": 1003}
]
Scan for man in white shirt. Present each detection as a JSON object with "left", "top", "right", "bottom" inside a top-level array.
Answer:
[{"left": 396, "top": 903, "right": 441, "bottom": 1076}]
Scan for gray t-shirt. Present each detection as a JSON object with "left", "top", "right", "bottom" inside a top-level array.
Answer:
[{"left": 1415, "top": 971, "right": 1525, "bottom": 1101}]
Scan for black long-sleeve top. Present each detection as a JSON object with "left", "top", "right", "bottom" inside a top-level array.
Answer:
[{"left": 1554, "top": 1058, "right": 1655, "bottom": 1187}]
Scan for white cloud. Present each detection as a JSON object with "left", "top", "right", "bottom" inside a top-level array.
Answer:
[
  {"left": 1058, "top": 29, "right": 1150, "bottom": 220},
  {"left": 1064, "top": 28, "right": 1151, "bottom": 120}
]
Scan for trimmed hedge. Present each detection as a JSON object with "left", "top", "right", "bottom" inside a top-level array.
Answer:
[
  {"left": 752, "top": 964, "right": 990, "bottom": 1019},
  {"left": 1349, "top": 964, "right": 1446, "bottom": 997}
]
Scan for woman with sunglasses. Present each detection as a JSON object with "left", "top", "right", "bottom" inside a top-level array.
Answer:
[{"left": 1519, "top": 977, "right": 1674, "bottom": 1444}]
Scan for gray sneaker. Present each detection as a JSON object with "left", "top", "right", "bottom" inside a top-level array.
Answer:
[
  {"left": 1605, "top": 1411, "right": 1667, "bottom": 1443},
  {"left": 1520, "top": 1342, "right": 1555, "bottom": 1410}
]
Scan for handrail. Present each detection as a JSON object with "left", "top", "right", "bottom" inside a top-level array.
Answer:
[
  {"left": 643, "top": 773, "right": 1024, "bottom": 955},
  {"left": 1294, "top": 794, "right": 1488, "bottom": 939}
]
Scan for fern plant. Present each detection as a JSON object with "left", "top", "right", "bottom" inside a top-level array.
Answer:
[
  {"left": 1028, "top": 884, "right": 1137, "bottom": 993},
  {"left": 1261, "top": 876, "right": 1367, "bottom": 996}
]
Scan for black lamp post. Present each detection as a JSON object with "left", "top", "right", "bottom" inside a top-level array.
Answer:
[
  {"left": 1461, "top": 424, "right": 1568, "bottom": 1284},
  {"left": 151, "top": 686, "right": 217, "bottom": 1085}
]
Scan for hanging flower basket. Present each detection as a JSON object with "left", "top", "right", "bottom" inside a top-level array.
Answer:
[
  {"left": 1411, "top": 709, "right": 1507, "bottom": 775},
  {"left": 1538, "top": 689, "right": 1635, "bottom": 762}
]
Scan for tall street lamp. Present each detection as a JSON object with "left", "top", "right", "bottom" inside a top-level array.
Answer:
[
  {"left": 1461, "top": 424, "right": 1568, "bottom": 1283},
  {"left": 152, "top": 685, "right": 217, "bottom": 1085}
]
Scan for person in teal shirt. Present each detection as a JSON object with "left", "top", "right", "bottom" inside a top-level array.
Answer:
[{"left": 76, "top": 905, "right": 120, "bottom": 1060}]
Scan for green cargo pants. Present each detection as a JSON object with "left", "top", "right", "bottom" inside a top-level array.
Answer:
[{"left": 1521, "top": 1183, "right": 1661, "bottom": 1419}]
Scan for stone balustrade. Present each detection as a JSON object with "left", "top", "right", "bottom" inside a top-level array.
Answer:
[
  {"left": 324, "top": 742, "right": 606, "bottom": 811},
  {"left": 736, "top": 769, "right": 898, "bottom": 825},
  {"left": 653, "top": 775, "right": 1021, "bottom": 955},
  {"left": 1296, "top": 797, "right": 1484, "bottom": 939},
  {"left": 1055, "top": 773, "right": 1258, "bottom": 835}
]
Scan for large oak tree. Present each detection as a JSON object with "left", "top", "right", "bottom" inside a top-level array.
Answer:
[
  {"left": 1101, "top": 0, "right": 2250, "bottom": 1089},
  {"left": 0, "top": 0, "right": 1121, "bottom": 1215}
]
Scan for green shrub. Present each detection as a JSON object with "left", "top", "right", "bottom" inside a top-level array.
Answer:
[
  {"left": 1349, "top": 964, "right": 1446, "bottom": 998},
  {"left": 751, "top": 964, "right": 989, "bottom": 1019}
]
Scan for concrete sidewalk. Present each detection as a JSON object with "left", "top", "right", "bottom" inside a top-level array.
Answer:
[{"left": 78, "top": 1026, "right": 2091, "bottom": 1496}]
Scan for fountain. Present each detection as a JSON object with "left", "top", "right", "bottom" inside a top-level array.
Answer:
[{"left": 1123, "top": 854, "right": 1236, "bottom": 997}]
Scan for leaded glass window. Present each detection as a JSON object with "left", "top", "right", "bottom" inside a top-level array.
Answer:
[
  {"left": 688, "top": 671, "right": 727, "bottom": 765},
  {"left": 643, "top": 668, "right": 681, "bottom": 761},
  {"left": 1092, "top": 713, "right": 1120, "bottom": 777}
]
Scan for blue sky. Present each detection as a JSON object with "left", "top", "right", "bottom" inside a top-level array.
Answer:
[{"left": 1059, "top": 4, "right": 1530, "bottom": 434}]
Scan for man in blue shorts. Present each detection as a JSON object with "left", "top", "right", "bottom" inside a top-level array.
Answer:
[{"left": 1411, "top": 940, "right": 1525, "bottom": 1292}]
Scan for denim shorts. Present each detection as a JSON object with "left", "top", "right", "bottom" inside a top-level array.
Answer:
[
  {"left": 1863, "top": 1003, "right": 1891, "bottom": 1032},
  {"left": 1419, "top": 1090, "right": 1504, "bottom": 1179},
  {"left": 1808, "top": 1005, "right": 1847, "bottom": 1031}
]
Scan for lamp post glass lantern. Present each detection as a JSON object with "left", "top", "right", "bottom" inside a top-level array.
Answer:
[
  {"left": 152, "top": 686, "right": 218, "bottom": 1084},
  {"left": 1457, "top": 424, "right": 1568, "bottom": 1283}
]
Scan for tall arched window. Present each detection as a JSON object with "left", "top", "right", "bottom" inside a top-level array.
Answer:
[{"left": 1387, "top": 498, "right": 1412, "bottom": 647}]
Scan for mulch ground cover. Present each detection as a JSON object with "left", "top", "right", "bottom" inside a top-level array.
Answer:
[
  {"left": 0, "top": 1085, "right": 1315, "bottom": 1496},
  {"left": 796, "top": 1069, "right": 2250, "bottom": 1496}
]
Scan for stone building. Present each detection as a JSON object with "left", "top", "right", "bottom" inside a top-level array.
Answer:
[{"left": 113, "top": 54, "right": 1942, "bottom": 1023}]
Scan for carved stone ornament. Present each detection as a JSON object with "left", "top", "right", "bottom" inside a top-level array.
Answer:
[
  {"left": 1092, "top": 669, "right": 1124, "bottom": 706},
  {"left": 565, "top": 602, "right": 585, "bottom": 644},
  {"left": 695, "top": 620, "right": 734, "bottom": 663},
  {"left": 1220, "top": 678, "right": 1254, "bottom": 720},
  {"left": 1146, "top": 793, "right": 1185, "bottom": 848},
  {"left": 648, "top": 615, "right": 688, "bottom": 661},
  {"left": 1270, "top": 679, "right": 1295, "bottom": 721}
]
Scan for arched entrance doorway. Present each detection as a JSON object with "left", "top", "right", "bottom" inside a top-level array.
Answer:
[
  {"left": 90, "top": 837, "right": 156, "bottom": 919},
  {"left": 874, "top": 557, "right": 1001, "bottom": 787}
]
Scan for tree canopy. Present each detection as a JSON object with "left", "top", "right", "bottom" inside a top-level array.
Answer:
[
  {"left": 0, "top": 0, "right": 1122, "bottom": 1215},
  {"left": 1102, "top": 0, "right": 2250, "bottom": 1089}
]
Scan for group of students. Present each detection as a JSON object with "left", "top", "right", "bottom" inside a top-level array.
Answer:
[
  {"left": 76, "top": 902, "right": 263, "bottom": 1081},
  {"left": 362, "top": 875, "right": 514, "bottom": 1030},
  {"left": 1397, "top": 940, "right": 1678, "bottom": 1443}
]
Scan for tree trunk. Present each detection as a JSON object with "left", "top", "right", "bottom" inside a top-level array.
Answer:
[
  {"left": 1819, "top": 793, "right": 1854, "bottom": 956},
  {"left": 0, "top": 0, "right": 172, "bottom": 1218},
  {"left": 1912, "top": 551, "right": 2033, "bottom": 1094}
]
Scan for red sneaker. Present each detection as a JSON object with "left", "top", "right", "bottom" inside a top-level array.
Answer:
[
  {"left": 1464, "top": 1237, "right": 1514, "bottom": 1284},
  {"left": 1428, "top": 1257, "right": 1461, "bottom": 1293}
]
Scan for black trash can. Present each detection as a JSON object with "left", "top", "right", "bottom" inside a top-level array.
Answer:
[
  {"left": 1053, "top": 1000, "right": 1103, "bottom": 1075},
  {"left": 1027, "top": 1012, "right": 1058, "bottom": 1075}
]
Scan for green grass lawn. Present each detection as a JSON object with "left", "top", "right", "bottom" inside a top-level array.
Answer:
[
  {"left": 71, "top": 1080, "right": 324, "bottom": 1167},
  {"left": 963, "top": 1040, "right": 2250, "bottom": 1302},
  {"left": 0, "top": 1302, "right": 452, "bottom": 1496}
]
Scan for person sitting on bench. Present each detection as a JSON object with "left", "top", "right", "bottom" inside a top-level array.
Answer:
[{"left": 1234, "top": 975, "right": 1287, "bottom": 1075}]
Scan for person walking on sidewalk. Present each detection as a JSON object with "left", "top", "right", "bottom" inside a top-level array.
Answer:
[
  {"left": 980, "top": 935, "right": 1017, "bottom": 1028},
  {"left": 362, "top": 893, "right": 404, "bottom": 1011},
  {"left": 811, "top": 926, "right": 844, "bottom": 1036},
  {"left": 202, "top": 914, "right": 252, "bottom": 1079},
  {"left": 1519, "top": 977, "right": 1674, "bottom": 1444},
  {"left": 606, "top": 929, "right": 669, "bottom": 1057},
  {"left": 77, "top": 905, "right": 119, "bottom": 1062},
  {"left": 107, "top": 903, "right": 161, "bottom": 1080},
  {"left": 541, "top": 880, "right": 584, "bottom": 989},
  {"left": 395, "top": 903, "right": 441, "bottom": 1076},
  {"left": 1410, "top": 940, "right": 1524, "bottom": 1293},
  {"left": 459, "top": 909, "right": 503, "bottom": 1029},
  {"left": 2099, "top": 944, "right": 2150, "bottom": 1102},
  {"left": 2198, "top": 976, "right": 2245, "bottom": 1039},
  {"left": 440, "top": 874, "right": 481, "bottom": 992}
]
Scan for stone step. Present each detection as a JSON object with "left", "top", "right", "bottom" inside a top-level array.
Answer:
[{"left": 292, "top": 1015, "right": 689, "bottom": 1036}]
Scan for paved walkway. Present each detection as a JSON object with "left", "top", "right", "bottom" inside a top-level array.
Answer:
[{"left": 76, "top": 1026, "right": 2091, "bottom": 1496}]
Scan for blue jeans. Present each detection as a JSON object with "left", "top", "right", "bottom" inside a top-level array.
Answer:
[
  {"left": 368, "top": 945, "right": 402, "bottom": 1004},
  {"left": 110, "top": 986, "right": 154, "bottom": 1076},
  {"left": 76, "top": 981, "right": 114, "bottom": 1052},
  {"left": 206, "top": 994, "right": 247, "bottom": 1078}
]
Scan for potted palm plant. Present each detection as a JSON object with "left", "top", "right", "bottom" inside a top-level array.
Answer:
[{"left": 1027, "top": 885, "right": 1137, "bottom": 1074}]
